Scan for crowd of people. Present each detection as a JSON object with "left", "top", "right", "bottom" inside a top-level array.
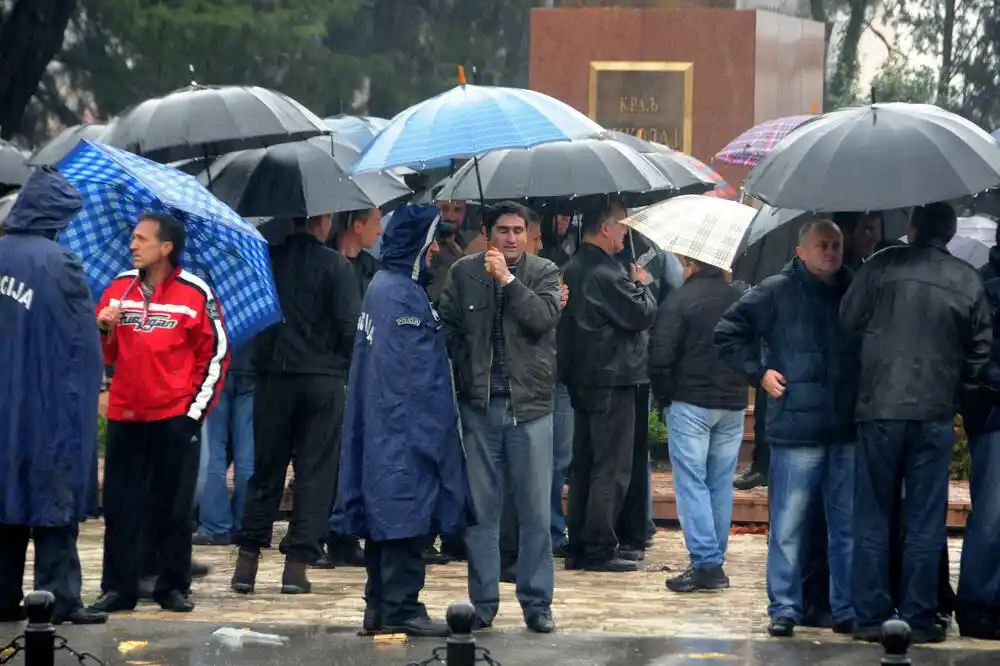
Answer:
[{"left": 3, "top": 165, "right": 1000, "bottom": 646}]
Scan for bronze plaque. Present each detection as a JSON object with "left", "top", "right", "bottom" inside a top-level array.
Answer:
[{"left": 588, "top": 61, "right": 694, "bottom": 153}]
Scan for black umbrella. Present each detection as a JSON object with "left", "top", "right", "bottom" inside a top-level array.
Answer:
[
  {"left": 744, "top": 102, "right": 1000, "bottom": 212},
  {"left": 199, "top": 135, "right": 412, "bottom": 218},
  {"left": 436, "top": 137, "right": 674, "bottom": 202},
  {"left": 0, "top": 141, "right": 30, "bottom": 189},
  {"left": 609, "top": 131, "right": 715, "bottom": 194},
  {"left": 102, "top": 85, "right": 329, "bottom": 163},
  {"left": 29, "top": 123, "right": 107, "bottom": 166}
]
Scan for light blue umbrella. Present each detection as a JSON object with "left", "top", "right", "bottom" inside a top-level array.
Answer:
[
  {"left": 352, "top": 81, "right": 605, "bottom": 173},
  {"left": 57, "top": 140, "right": 281, "bottom": 348},
  {"left": 323, "top": 114, "right": 389, "bottom": 149}
]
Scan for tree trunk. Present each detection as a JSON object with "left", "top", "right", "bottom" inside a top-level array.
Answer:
[
  {"left": 0, "top": 0, "right": 77, "bottom": 139},
  {"left": 937, "top": 0, "right": 955, "bottom": 103},
  {"left": 828, "top": 0, "right": 867, "bottom": 104}
]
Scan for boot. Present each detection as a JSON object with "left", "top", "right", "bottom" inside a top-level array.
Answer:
[
  {"left": 231, "top": 549, "right": 259, "bottom": 594},
  {"left": 281, "top": 558, "right": 312, "bottom": 594}
]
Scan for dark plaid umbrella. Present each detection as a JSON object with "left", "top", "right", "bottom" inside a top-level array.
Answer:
[
  {"left": 0, "top": 140, "right": 30, "bottom": 188},
  {"left": 745, "top": 103, "right": 1000, "bottom": 212},
  {"left": 199, "top": 135, "right": 412, "bottom": 218},
  {"left": 29, "top": 123, "right": 108, "bottom": 166},
  {"left": 102, "top": 85, "right": 329, "bottom": 163},
  {"left": 714, "top": 115, "right": 814, "bottom": 167}
]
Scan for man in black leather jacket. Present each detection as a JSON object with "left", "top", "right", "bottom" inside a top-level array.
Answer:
[
  {"left": 841, "top": 201, "right": 992, "bottom": 643},
  {"left": 558, "top": 197, "right": 658, "bottom": 572}
]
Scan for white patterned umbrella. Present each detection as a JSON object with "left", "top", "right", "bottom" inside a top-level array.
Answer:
[{"left": 622, "top": 195, "right": 757, "bottom": 270}]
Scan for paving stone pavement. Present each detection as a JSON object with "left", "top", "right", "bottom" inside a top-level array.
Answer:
[{"left": 19, "top": 522, "right": 989, "bottom": 648}]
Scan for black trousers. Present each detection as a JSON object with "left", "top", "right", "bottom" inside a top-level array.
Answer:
[
  {"left": 616, "top": 384, "right": 650, "bottom": 551},
  {"left": 0, "top": 523, "right": 83, "bottom": 619},
  {"left": 239, "top": 374, "right": 346, "bottom": 564},
  {"left": 364, "top": 538, "right": 427, "bottom": 625},
  {"left": 102, "top": 417, "right": 199, "bottom": 600},
  {"left": 567, "top": 385, "right": 636, "bottom": 562}
]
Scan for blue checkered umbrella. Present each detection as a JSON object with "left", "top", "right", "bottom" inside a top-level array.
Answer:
[{"left": 56, "top": 140, "right": 281, "bottom": 348}]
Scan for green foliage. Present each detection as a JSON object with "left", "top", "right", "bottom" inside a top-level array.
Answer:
[
  {"left": 870, "top": 55, "right": 938, "bottom": 105},
  {"left": 647, "top": 407, "right": 668, "bottom": 460},
  {"left": 951, "top": 415, "right": 971, "bottom": 481},
  {"left": 97, "top": 414, "right": 106, "bottom": 459}
]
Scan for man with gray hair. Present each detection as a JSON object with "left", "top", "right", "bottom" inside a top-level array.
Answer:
[{"left": 715, "top": 218, "right": 858, "bottom": 638}]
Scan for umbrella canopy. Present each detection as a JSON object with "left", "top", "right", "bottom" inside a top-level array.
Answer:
[
  {"left": 200, "top": 136, "right": 412, "bottom": 218},
  {"left": 29, "top": 123, "right": 108, "bottom": 166},
  {"left": 57, "top": 140, "right": 281, "bottom": 348},
  {"left": 0, "top": 140, "right": 30, "bottom": 188},
  {"left": 714, "top": 115, "right": 815, "bottom": 167},
  {"left": 323, "top": 114, "right": 389, "bottom": 149},
  {"left": 609, "top": 134, "right": 735, "bottom": 199},
  {"left": 745, "top": 102, "right": 1000, "bottom": 212},
  {"left": 435, "top": 137, "right": 674, "bottom": 202},
  {"left": 352, "top": 83, "right": 605, "bottom": 173},
  {"left": 622, "top": 195, "right": 757, "bottom": 270},
  {"left": 0, "top": 190, "right": 17, "bottom": 230},
  {"left": 102, "top": 85, "right": 329, "bottom": 163}
]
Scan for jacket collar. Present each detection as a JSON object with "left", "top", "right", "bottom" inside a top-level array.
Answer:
[
  {"left": 912, "top": 237, "right": 951, "bottom": 254},
  {"left": 790, "top": 257, "right": 850, "bottom": 294}
]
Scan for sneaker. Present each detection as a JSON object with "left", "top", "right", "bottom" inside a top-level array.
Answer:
[
  {"left": 734, "top": 471, "right": 768, "bottom": 491},
  {"left": 665, "top": 565, "right": 729, "bottom": 593}
]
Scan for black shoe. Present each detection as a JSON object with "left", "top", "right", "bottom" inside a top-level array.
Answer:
[
  {"left": 362, "top": 604, "right": 383, "bottom": 634},
  {"left": 665, "top": 565, "right": 729, "bottom": 593},
  {"left": 552, "top": 541, "right": 570, "bottom": 558},
  {"left": 191, "top": 560, "right": 212, "bottom": 578},
  {"left": 583, "top": 557, "right": 637, "bottom": 572},
  {"left": 959, "top": 618, "right": 1000, "bottom": 640},
  {"left": 618, "top": 548, "right": 645, "bottom": 562},
  {"left": 385, "top": 615, "right": 450, "bottom": 638},
  {"left": 88, "top": 591, "right": 136, "bottom": 614},
  {"left": 192, "top": 532, "right": 233, "bottom": 546},
  {"left": 155, "top": 590, "right": 194, "bottom": 613},
  {"left": 768, "top": 616, "right": 795, "bottom": 637},
  {"left": 934, "top": 611, "right": 953, "bottom": 633},
  {"left": 910, "top": 624, "right": 947, "bottom": 644},
  {"left": 54, "top": 607, "right": 108, "bottom": 625},
  {"left": 734, "top": 471, "right": 768, "bottom": 491},
  {"left": 312, "top": 555, "right": 337, "bottom": 569},
  {"left": 0, "top": 605, "right": 24, "bottom": 622},
  {"left": 423, "top": 545, "right": 450, "bottom": 565},
  {"left": 645, "top": 535, "right": 655, "bottom": 549},
  {"left": 526, "top": 612, "right": 555, "bottom": 633},
  {"left": 281, "top": 559, "right": 312, "bottom": 594},
  {"left": 852, "top": 624, "right": 883, "bottom": 642},
  {"left": 138, "top": 575, "right": 156, "bottom": 601},
  {"left": 327, "top": 535, "right": 365, "bottom": 567},
  {"left": 471, "top": 615, "right": 494, "bottom": 631},
  {"left": 563, "top": 555, "right": 583, "bottom": 571},
  {"left": 440, "top": 539, "right": 467, "bottom": 562},
  {"left": 500, "top": 557, "right": 517, "bottom": 584},
  {"left": 833, "top": 619, "right": 856, "bottom": 635},
  {"left": 231, "top": 549, "right": 260, "bottom": 594}
]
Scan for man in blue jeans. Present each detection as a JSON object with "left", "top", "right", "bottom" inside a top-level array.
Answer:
[
  {"left": 440, "top": 201, "right": 562, "bottom": 633},
  {"left": 194, "top": 342, "right": 255, "bottom": 545},
  {"left": 715, "top": 219, "right": 858, "bottom": 638},
  {"left": 650, "top": 255, "right": 746, "bottom": 592}
]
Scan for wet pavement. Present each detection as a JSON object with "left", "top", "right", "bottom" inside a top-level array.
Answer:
[{"left": 1, "top": 619, "right": 999, "bottom": 666}]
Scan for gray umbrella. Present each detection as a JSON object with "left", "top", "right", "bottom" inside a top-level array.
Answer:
[
  {"left": 436, "top": 137, "right": 674, "bottom": 202},
  {"left": 29, "top": 123, "right": 108, "bottom": 166},
  {"left": 198, "top": 135, "right": 411, "bottom": 218},
  {"left": 609, "top": 131, "right": 715, "bottom": 194},
  {"left": 0, "top": 141, "right": 30, "bottom": 189},
  {"left": 102, "top": 85, "right": 329, "bottom": 163},
  {"left": 745, "top": 102, "right": 1000, "bottom": 212}
]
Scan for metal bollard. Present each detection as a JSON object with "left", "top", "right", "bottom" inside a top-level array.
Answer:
[
  {"left": 445, "top": 601, "right": 477, "bottom": 666},
  {"left": 23, "top": 591, "right": 56, "bottom": 666},
  {"left": 880, "top": 619, "right": 912, "bottom": 666}
]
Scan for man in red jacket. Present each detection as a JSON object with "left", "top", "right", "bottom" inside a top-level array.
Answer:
[{"left": 89, "top": 213, "right": 229, "bottom": 614}]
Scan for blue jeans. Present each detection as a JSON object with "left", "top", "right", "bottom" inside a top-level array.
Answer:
[
  {"left": 667, "top": 403, "right": 744, "bottom": 568},
  {"left": 958, "top": 428, "right": 1000, "bottom": 623},
  {"left": 461, "top": 397, "right": 553, "bottom": 623},
  {"left": 550, "top": 383, "right": 574, "bottom": 545},
  {"left": 854, "top": 420, "right": 952, "bottom": 630},
  {"left": 197, "top": 373, "right": 255, "bottom": 537},
  {"left": 768, "top": 443, "right": 855, "bottom": 624}
]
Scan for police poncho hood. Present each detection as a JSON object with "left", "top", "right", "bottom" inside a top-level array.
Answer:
[
  {"left": 379, "top": 204, "right": 440, "bottom": 284},
  {"left": 4, "top": 165, "right": 82, "bottom": 234}
]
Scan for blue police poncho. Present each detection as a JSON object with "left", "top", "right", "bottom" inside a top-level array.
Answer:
[
  {"left": 332, "top": 204, "right": 472, "bottom": 541},
  {"left": 0, "top": 166, "right": 102, "bottom": 526}
]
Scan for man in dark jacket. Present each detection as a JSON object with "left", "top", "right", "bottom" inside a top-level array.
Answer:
[
  {"left": 650, "top": 257, "right": 746, "bottom": 593},
  {"left": 0, "top": 167, "right": 107, "bottom": 625},
  {"left": 440, "top": 201, "right": 562, "bottom": 633},
  {"left": 715, "top": 219, "right": 857, "bottom": 638},
  {"left": 332, "top": 205, "right": 470, "bottom": 638},
  {"left": 841, "top": 202, "right": 992, "bottom": 643},
  {"left": 232, "top": 212, "right": 361, "bottom": 595},
  {"left": 957, "top": 222, "right": 1000, "bottom": 639},
  {"left": 559, "top": 197, "right": 658, "bottom": 572}
]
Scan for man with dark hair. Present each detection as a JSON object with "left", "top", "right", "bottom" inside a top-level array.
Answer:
[
  {"left": 841, "top": 200, "right": 992, "bottom": 643},
  {"left": 232, "top": 212, "right": 360, "bottom": 594},
  {"left": 559, "top": 197, "right": 658, "bottom": 572},
  {"left": 91, "top": 212, "right": 229, "bottom": 614},
  {"left": 833, "top": 212, "right": 882, "bottom": 269},
  {"left": 440, "top": 200, "right": 562, "bottom": 632}
]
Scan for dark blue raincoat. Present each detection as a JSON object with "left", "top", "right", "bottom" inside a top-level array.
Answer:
[
  {"left": 331, "top": 204, "right": 473, "bottom": 541},
  {"left": 0, "top": 166, "right": 102, "bottom": 526}
]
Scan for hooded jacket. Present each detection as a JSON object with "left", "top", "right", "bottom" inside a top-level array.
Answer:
[
  {"left": 331, "top": 205, "right": 473, "bottom": 541},
  {"left": 0, "top": 166, "right": 102, "bottom": 526}
]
